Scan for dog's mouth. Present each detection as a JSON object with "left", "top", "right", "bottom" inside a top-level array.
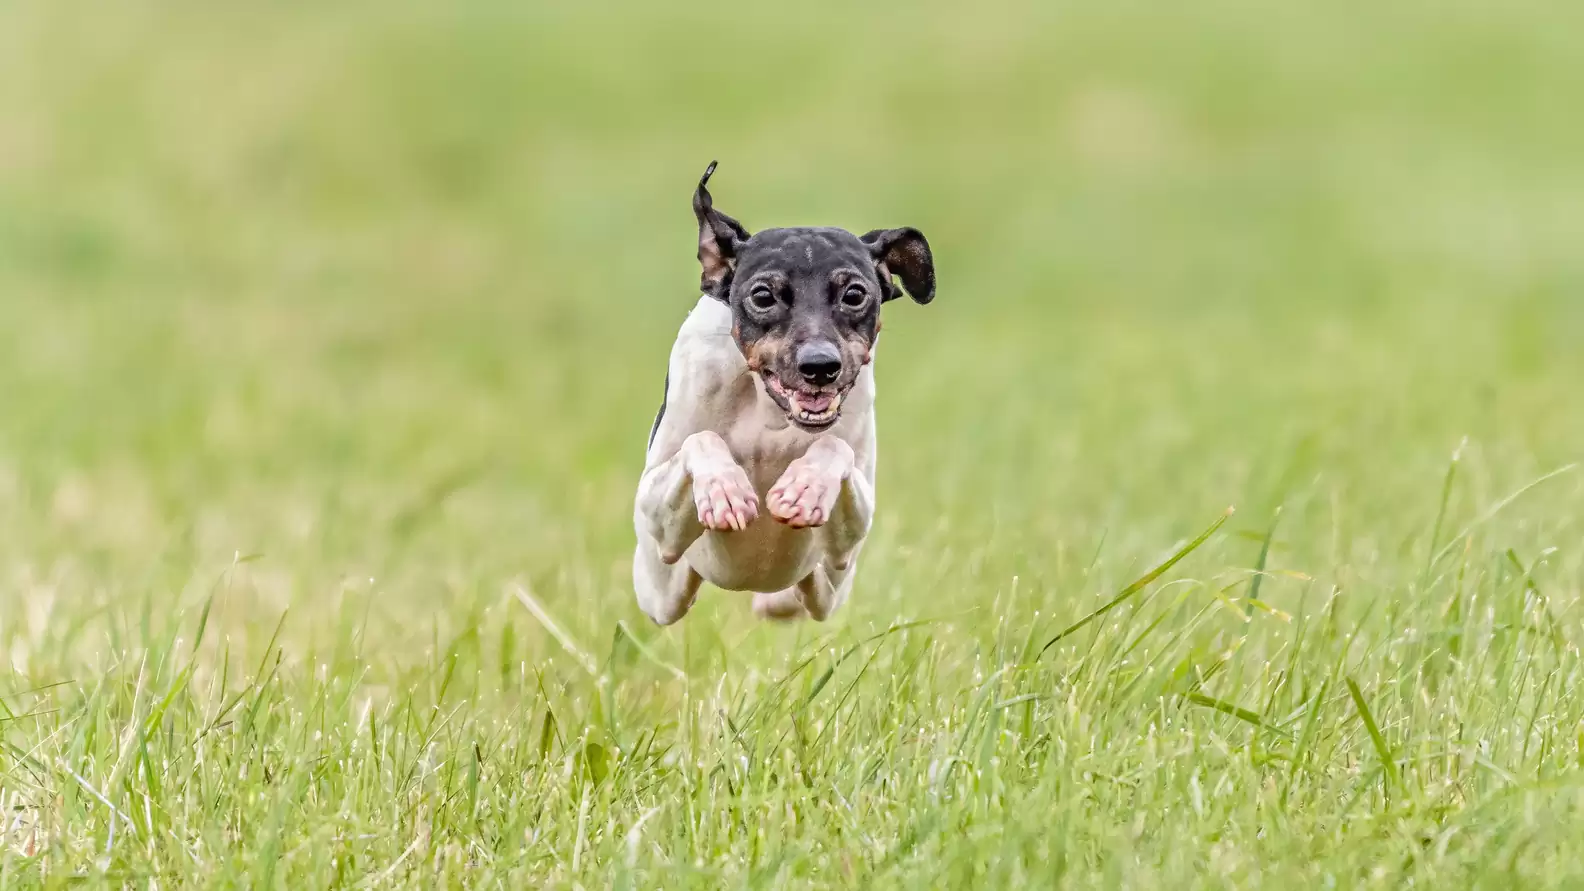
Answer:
[{"left": 762, "top": 376, "right": 846, "bottom": 431}]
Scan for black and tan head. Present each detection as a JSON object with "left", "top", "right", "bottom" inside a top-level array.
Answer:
[{"left": 692, "top": 161, "right": 935, "bottom": 432}]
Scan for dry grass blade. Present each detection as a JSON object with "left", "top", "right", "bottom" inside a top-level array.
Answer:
[{"left": 512, "top": 581, "right": 598, "bottom": 676}]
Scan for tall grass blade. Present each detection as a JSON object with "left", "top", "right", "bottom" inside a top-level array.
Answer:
[
  {"left": 1041, "top": 508, "right": 1233, "bottom": 656},
  {"left": 1422, "top": 438, "right": 1465, "bottom": 586},
  {"left": 512, "top": 581, "right": 598, "bottom": 676},
  {"left": 1429, "top": 463, "right": 1577, "bottom": 567},
  {"left": 1346, "top": 676, "right": 1401, "bottom": 793},
  {"left": 1245, "top": 505, "right": 1282, "bottom": 617}
]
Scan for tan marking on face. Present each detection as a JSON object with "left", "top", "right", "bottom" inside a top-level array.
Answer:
[
  {"left": 839, "top": 335, "right": 872, "bottom": 377},
  {"left": 743, "top": 334, "right": 791, "bottom": 376}
]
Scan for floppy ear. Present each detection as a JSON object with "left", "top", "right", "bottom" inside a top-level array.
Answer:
[
  {"left": 861, "top": 227, "right": 935, "bottom": 304},
  {"left": 693, "top": 161, "right": 751, "bottom": 300}
]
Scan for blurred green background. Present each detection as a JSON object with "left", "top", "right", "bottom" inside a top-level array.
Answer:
[
  {"left": 3, "top": 0, "right": 1584, "bottom": 885},
  {"left": 3, "top": 1, "right": 1580, "bottom": 622}
]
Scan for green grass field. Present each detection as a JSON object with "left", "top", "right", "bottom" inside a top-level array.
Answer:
[{"left": 3, "top": 1, "right": 1584, "bottom": 886}]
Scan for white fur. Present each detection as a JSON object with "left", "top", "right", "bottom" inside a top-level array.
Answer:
[{"left": 632, "top": 296, "right": 877, "bottom": 624}]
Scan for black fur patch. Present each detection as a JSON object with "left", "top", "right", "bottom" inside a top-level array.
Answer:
[
  {"left": 726, "top": 227, "right": 885, "bottom": 365},
  {"left": 648, "top": 371, "right": 669, "bottom": 449}
]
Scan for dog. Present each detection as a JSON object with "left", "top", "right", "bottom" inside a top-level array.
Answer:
[{"left": 632, "top": 162, "right": 935, "bottom": 624}]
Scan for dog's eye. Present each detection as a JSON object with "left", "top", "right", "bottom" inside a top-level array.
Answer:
[
  {"left": 841, "top": 285, "right": 869, "bottom": 308},
  {"left": 748, "top": 286, "right": 777, "bottom": 311}
]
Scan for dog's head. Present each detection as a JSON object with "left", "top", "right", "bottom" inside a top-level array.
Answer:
[{"left": 692, "top": 162, "right": 935, "bottom": 432}]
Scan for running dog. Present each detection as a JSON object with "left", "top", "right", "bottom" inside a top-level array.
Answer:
[{"left": 633, "top": 162, "right": 935, "bottom": 624}]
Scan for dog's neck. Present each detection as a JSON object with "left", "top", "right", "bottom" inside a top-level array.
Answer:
[{"left": 682, "top": 295, "right": 791, "bottom": 429}]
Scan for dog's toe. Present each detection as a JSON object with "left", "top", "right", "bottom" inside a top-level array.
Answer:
[
  {"left": 694, "top": 464, "right": 759, "bottom": 531},
  {"left": 769, "top": 460, "right": 840, "bottom": 528}
]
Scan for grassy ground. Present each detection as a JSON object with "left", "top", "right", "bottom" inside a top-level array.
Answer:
[{"left": 3, "top": 1, "right": 1584, "bottom": 886}]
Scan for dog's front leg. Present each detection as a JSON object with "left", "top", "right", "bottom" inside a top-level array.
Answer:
[
  {"left": 634, "top": 431, "right": 758, "bottom": 625},
  {"left": 638, "top": 430, "right": 759, "bottom": 560},
  {"left": 766, "top": 437, "right": 874, "bottom": 620}
]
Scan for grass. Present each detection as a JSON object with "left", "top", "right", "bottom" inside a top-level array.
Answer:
[{"left": 3, "top": 0, "right": 1584, "bottom": 886}]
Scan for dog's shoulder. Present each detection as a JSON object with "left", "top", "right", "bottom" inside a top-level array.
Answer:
[
  {"left": 649, "top": 297, "right": 730, "bottom": 449},
  {"left": 646, "top": 297, "right": 754, "bottom": 459},
  {"left": 666, "top": 296, "right": 748, "bottom": 394},
  {"left": 669, "top": 295, "right": 736, "bottom": 361}
]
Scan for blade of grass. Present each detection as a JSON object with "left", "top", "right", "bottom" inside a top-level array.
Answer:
[
  {"left": 610, "top": 620, "right": 687, "bottom": 681},
  {"left": 512, "top": 581, "right": 598, "bottom": 676},
  {"left": 1429, "top": 463, "right": 1577, "bottom": 567},
  {"left": 1246, "top": 505, "right": 1282, "bottom": 617},
  {"left": 1505, "top": 549, "right": 1566, "bottom": 655},
  {"left": 1180, "top": 692, "right": 1292, "bottom": 736},
  {"left": 1041, "top": 507, "right": 1233, "bottom": 656},
  {"left": 1422, "top": 438, "right": 1465, "bottom": 587},
  {"left": 1346, "top": 676, "right": 1401, "bottom": 794},
  {"left": 1284, "top": 677, "right": 1331, "bottom": 796}
]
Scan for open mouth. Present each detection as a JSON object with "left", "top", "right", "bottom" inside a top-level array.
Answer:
[{"left": 764, "top": 376, "right": 845, "bottom": 430}]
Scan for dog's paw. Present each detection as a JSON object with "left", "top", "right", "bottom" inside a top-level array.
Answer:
[
  {"left": 692, "top": 462, "right": 759, "bottom": 532},
  {"left": 768, "top": 457, "right": 844, "bottom": 528}
]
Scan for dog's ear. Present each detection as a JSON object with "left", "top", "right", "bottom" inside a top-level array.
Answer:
[
  {"left": 861, "top": 227, "right": 935, "bottom": 304},
  {"left": 693, "top": 161, "right": 750, "bottom": 300}
]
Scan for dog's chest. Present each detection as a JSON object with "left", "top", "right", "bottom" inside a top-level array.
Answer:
[
  {"left": 682, "top": 353, "right": 873, "bottom": 493},
  {"left": 722, "top": 416, "right": 816, "bottom": 491},
  {"left": 699, "top": 419, "right": 838, "bottom": 591}
]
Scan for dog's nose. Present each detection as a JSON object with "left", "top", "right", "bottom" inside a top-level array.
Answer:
[{"left": 796, "top": 342, "right": 843, "bottom": 386}]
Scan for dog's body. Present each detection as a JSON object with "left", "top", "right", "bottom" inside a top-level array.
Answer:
[
  {"left": 634, "top": 296, "right": 878, "bottom": 623},
  {"left": 632, "top": 164, "right": 933, "bottom": 625}
]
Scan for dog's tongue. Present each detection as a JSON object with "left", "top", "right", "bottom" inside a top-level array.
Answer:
[{"left": 795, "top": 392, "right": 833, "bottom": 413}]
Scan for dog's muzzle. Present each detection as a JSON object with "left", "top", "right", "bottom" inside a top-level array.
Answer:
[{"left": 763, "top": 375, "right": 846, "bottom": 431}]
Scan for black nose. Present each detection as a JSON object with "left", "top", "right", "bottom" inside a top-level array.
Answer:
[{"left": 796, "top": 342, "right": 842, "bottom": 386}]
